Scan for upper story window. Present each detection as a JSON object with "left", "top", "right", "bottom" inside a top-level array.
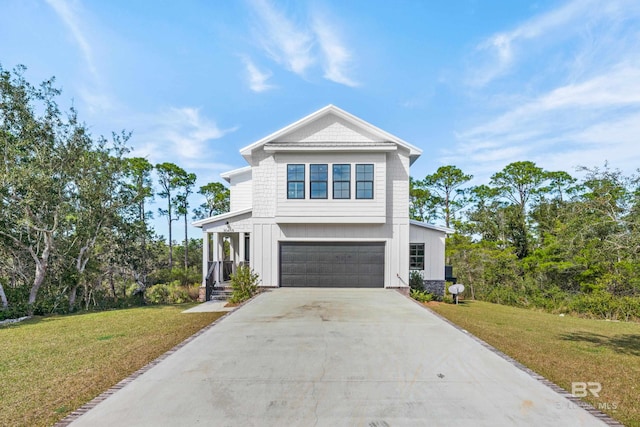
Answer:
[
  {"left": 287, "top": 164, "right": 305, "bottom": 199},
  {"left": 356, "top": 164, "right": 374, "bottom": 199},
  {"left": 410, "top": 243, "right": 425, "bottom": 270},
  {"left": 332, "top": 164, "right": 351, "bottom": 199},
  {"left": 310, "top": 164, "right": 328, "bottom": 199}
]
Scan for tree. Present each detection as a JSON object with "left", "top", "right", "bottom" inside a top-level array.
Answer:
[
  {"left": 489, "top": 161, "right": 552, "bottom": 258},
  {"left": 193, "top": 182, "right": 230, "bottom": 219},
  {"left": 409, "top": 177, "right": 439, "bottom": 222},
  {"left": 66, "top": 133, "right": 132, "bottom": 310},
  {"left": 156, "top": 162, "right": 187, "bottom": 269},
  {"left": 123, "top": 157, "right": 154, "bottom": 294},
  {"left": 490, "top": 161, "right": 549, "bottom": 213},
  {"left": 175, "top": 172, "right": 197, "bottom": 270},
  {"left": 463, "top": 184, "right": 505, "bottom": 242},
  {"left": 0, "top": 281, "right": 7, "bottom": 310},
  {"left": 423, "top": 165, "right": 473, "bottom": 228},
  {"left": 0, "top": 65, "right": 73, "bottom": 313}
]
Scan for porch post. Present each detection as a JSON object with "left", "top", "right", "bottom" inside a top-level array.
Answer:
[
  {"left": 201, "top": 230, "right": 209, "bottom": 287},
  {"left": 238, "top": 232, "right": 246, "bottom": 265},
  {"left": 199, "top": 230, "right": 209, "bottom": 302},
  {"left": 214, "top": 233, "right": 223, "bottom": 284}
]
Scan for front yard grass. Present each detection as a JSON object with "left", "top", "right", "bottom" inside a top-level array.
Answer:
[
  {"left": 428, "top": 300, "right": 640, "bottom": 427},
  {"left": 0, "top": 305, "right": 225, "bottom": 427}
]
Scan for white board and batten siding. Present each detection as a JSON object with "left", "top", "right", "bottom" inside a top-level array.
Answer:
[{"left": 410, "top": 223, "right": 447, "bottom": 281}]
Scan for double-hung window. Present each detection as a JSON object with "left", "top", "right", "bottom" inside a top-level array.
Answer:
[
  {"left": 332, "top": 164, "right": 350, "bottom": 199},
  {"left": 310, "top": 164, "right": 328, "bottom": 199},
  {"left": 356, "top": 164, "right": 374, "bottom": 199},
  {"left": 410, "top": 243, "right": 425, "bottom": 270},
  {"left": 287, "top": 164, "right": 305, "bottom": 199}
]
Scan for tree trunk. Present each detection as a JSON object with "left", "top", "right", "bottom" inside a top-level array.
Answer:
[
  {"left": 167, "top": 194, "right": 173, "bottom": 269},
  {"left": 27, "top": 233, "right": 52, "bottom": 314},
  {"left": 184, "top": 214, "right": 188, "bottom": 271},
  {"left": 110, "top": 275, "right": 117, "bottom": 299},
  {"left": 0, "top": 283, "right": 8, "bottom": 310},
  {"left": 69, "top": 285, "right": 78, "bottom": 311}
]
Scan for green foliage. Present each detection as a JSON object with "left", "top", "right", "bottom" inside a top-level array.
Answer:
[
  {"left": 409, "top": 270, "right": 424, "bottom": 291},
  {"left": 193, "top": 182, "right": 230, "bottom": 219},
  {"left": 146, "top": 281, "right": 199, "bottom": 305},
  {"left": 410, "top": 289, "right": 434, "bottom": 303},
  {"left": 228, "top": 266, "right": 260, "bottom": 304},
  {"left": 409, "top": 177, "right": 439, "bottom": 222},
  {"left": 423, "top": 165, "right": 473, "bottom": 228}
]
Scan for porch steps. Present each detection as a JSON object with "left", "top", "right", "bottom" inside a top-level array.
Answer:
[{"left": 210, "top": 287, "right": 233, "bottom": 301}]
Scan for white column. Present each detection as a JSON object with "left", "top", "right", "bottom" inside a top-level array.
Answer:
[
  {"left": 201, "top": 230, "right": 209, "bottom": 287},
  {"left": 238, "top": 232, "right": 246, "bottom": 265},
  {"left": 211, "top": 232, "right": 220, "bottom": 284}
]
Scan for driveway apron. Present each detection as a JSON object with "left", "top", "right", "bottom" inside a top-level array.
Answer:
[{"left": 65, "top": 289, "right": 609, "bottom": 427}]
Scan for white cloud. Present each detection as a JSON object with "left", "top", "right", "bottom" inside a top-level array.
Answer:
[
  {"left": 247, "top": 0, "right": 358, "bottom": 87},
  {"left": 451, "top": 63, "right": 640, "bottom": 179},
  {"left": 248, "top": 0, "right": 314, "bottom": 75},
  {"left": 468, "top": 0, "right": 640, "bottom": 87},
  {"left": 132, "top": 107, "right": 237, "bottom": 171},
  {"left": 449, "top": 0, "right": 640, "bottom": 181},
  {"left": 45, "top": 0, "right": 98, "bottom": 80},
  {"left": 312, "top": 17, "right": 358, "bottom": 87},
  {"left": 45, "top": 0, "right": 117, "bottom": 115},
  {"left": 241, "top": 56, "right": 274, "bottom": 92}
]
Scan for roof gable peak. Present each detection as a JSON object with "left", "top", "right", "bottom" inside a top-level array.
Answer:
[{"left": 239, "top": 105, "right": 422, "bottom": 164}]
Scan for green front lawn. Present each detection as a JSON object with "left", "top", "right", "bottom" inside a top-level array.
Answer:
[
  {"left": 0, "top": 306, "right": 224, "bottom": 427},
  {"left": 429, "top": 300, "right": 640, "bottom": 427}
]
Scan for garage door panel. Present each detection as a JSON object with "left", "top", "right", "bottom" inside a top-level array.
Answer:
[{"left": 280, "top": 242, "right": 384, "bottom": 288}]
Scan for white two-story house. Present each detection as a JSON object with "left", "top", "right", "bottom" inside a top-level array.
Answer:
[{"left": 193, "top": 105, "right": 450, "bottom": 300}]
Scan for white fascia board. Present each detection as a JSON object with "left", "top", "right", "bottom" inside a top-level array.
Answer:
[
  {"left": 192, "top": 208, "right": 252, "bottom": 228},
  {"left": 276, "top": 216, "right": 386, "bottom": 224},
  {"left": 220, "top": 165, "right": 251, "bottom": 183},
  {"left": 264, "top": 145, "right": 397, "bottom": 153},
  {"left": 409, "top": 220, "right": 455, "bottom": 234}
]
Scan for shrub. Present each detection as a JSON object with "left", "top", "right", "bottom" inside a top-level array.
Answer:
[
  {"left": 147, "top": 284, "right": 171, "bottom": 304},
  {"left": 409, "top": 271, "right": 424, "bottom": 291},
  {"left": 410, "top": 289, "right": 434, "bottom": 303},
  {"left": 229, "top": 266, "right": 260, "bottom": 304},
  {"left": 145, "top": 281, "right": 198, "bottom": 305}
]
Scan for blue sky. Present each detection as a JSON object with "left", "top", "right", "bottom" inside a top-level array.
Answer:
[{"left": 2, "top": 0, "right": 640, "bottom": 239}]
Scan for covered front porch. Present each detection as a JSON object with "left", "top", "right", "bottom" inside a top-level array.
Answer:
[{"left": 193, "top": 208, "right": 253, "bottom": 301}]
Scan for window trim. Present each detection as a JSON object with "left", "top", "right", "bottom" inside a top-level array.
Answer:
[
  {"left": 409, "top": 243, "right": 425, "bottom": 270},
  {"left": 287, "top": 164, "right": 305, "bottom": 199},
  {"left": 332, "top": 164, "right": 351, "bottom": 199},
  {"left": 309, "top": 164, "right": 328, "bottom": 199},
  {"left": 355, "top": 164, "right": 374, "bottom": 199}
]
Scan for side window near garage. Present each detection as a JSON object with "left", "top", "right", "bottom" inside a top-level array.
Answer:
[
  {"left": 310, "top": 164, "right": 328, "bottom": 199},
  {"left": 356, "top": 164, "right": 374, "bottom": 199},
  {"left": 287, "top": 164, "right": 305, "bottom": 199},
  {"left": 410, "top": 243, "right": 425, "bottom": 270}
]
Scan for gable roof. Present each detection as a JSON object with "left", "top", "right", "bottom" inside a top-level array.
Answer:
[
  {"left": 409, "top": 220, "right": 455, "bottom": 234},
  {"left": 220, "top": 166, "right": 251, "bottom": 183},
  {"left": 239, "top": 104, "right": 422, "bottom": 165},
  {"left": 192, "top": 208, "right": 252, "bottom": 228}
]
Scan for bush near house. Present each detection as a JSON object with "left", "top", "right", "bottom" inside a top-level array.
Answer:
[
  {"left": 146, "top": 282, "right": 200, "bottom": 305},
  {"left": 409, "top": 270, "right": 424, "bottom": 291},
  {"left": 410, "top": 289, "right": 434, "bottom": 303},
  {"left": 228, "top": 266, "right": 260, "bottom": 304}
]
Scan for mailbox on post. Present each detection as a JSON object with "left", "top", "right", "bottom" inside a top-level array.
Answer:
[{"left": 448, "top": 284, "right": 465, "bottom": 305}]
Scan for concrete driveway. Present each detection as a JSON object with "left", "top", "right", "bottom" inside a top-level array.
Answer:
[{"left": 64, "top": 289, "right": 610, "bottom": 426}]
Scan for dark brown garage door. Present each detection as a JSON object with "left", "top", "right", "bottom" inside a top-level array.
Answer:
[{"left": 280, "top": 242, "right": 385, "bottom": 288}]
